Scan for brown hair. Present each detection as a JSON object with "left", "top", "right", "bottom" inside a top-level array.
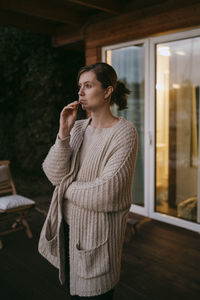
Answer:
[{"left": 77, "top": 62, "right": 130, "bottom": 110}]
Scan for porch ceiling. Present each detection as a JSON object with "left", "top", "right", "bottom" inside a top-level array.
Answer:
[
  {"left": 0, "top": 0, "right": 167, "bottom": 44},
  {"left": 0, "top": 0, "right": 199, "bottom": 48}
]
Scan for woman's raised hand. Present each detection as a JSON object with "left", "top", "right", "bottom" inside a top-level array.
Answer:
[{"left": 58, "top": 100, "right": 80, "bottom": 139}]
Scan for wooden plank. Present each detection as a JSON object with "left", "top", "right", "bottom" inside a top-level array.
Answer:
[
  {"left": 52, "top": 10, "right": 111, "bottom": 47},
  {"left": 0, "top": 9, "right": 57, "bottom": 35},
  {"left": 0, "top": 209, "right": 200, "bottom": 299},
  {"left": 85, "top": 2, "right": 200, "bottom": 49},
  {"left": 85, "top": 47, "right": 98, "bottom": 58},
  {"left": 52, "top": 29, "right": 84, "bottom": 47},
  {"left": 0, "top": 226, "right": 24, "bottom": 236},
  {"left": 0, "top": 160, "right": 9, "bottom": 165},
  {"left": 69, "top": 0, "right": 122, "bottom": 14},
  {"left": 0, "top": 0, "right": 85, "bottom": 26},
  {"left": 85, "top": 46, "right": 101, "bottom": 64},
  {"left": 126, "top": 0, "right": 166, "bottom": 11}
]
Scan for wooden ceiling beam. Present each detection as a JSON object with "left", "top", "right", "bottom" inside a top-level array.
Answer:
[
  {"left": 0, "top": 0, "right": 84, "bottom": 26},
  {"left": 0, "top": 9, "right": 57, "bottom": 35},
  {"left": 68, "top": 0, "right": 122, "bottom": 14},
  {"left": 52, "top": 28, "right": 84, "bottom": 47}
]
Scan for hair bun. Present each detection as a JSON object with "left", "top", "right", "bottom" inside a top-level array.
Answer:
[{"left": 111, "top": 80, "right": 130, "bottom": 110}]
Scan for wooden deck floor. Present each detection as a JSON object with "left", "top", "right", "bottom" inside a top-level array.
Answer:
[{"left": 0, "top": 209, "right": 200, "bottom": 300}]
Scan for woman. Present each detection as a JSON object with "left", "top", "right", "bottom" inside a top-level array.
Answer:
[{"left": 38, "top": 62, "right": 138, "bottom": 299}]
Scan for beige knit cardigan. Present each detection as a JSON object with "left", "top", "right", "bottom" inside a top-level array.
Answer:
[{"left": 38, "top": 116, "right": 138, "bottom": 297}]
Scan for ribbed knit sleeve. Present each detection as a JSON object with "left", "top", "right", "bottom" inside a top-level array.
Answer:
[
  {"left": 42, "top": 134, "right": 72, "bottom": 186},
  {"left": 65, "top": 126, "right": 138, "bottom": 212}
]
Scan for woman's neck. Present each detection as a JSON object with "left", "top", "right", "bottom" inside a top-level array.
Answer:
[{"left": 90, "top": 110, "right": 119, "bottom": 128}]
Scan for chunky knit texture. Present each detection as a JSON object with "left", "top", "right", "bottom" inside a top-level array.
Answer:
[
  {"left": 38, "top": 116, "right": 138, "bottom": 297},
  {"left": 63, "top": 124, "right": 109, "bottom": 224}
]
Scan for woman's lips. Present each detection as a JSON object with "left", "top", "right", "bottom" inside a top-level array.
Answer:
[{"left": 79, "top": 100, "right": 87, "bottom": 104}]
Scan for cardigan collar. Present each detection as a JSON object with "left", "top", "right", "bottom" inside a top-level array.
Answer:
[
  {"left": 79, "top": 116, "right": 90, "bottom": 134},
  {"left": 81, "top": 116, "right": 124, "bottom": 136}
]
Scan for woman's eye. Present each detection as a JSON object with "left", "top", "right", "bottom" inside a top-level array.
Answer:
[{"left": 86, "top": 84, "right": 92, "bottom": 88}]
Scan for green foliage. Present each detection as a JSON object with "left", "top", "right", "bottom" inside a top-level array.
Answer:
[{"left": 0, "top": 26, "right": 85, "bottom": 181}]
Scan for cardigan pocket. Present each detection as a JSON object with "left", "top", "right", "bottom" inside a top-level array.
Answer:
[
  {"left": 45, "top": 234, "right": 57, "bottom": 257},
  {"left": 43, "top": 218, "right": 58, "bottom": 256},
  {"left": 75, "top": 238, "right": 110, "bottom": 279}
]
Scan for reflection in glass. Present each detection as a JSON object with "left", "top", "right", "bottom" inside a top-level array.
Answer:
[
  {"left": 156, "top": 37, "right": 200, "bottom": 223},
  {"left": 106, "top": 45, "right": 145, "bottom": 206}
]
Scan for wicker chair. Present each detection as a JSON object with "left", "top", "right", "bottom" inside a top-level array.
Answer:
[{"left": 0, "top": 160, "right": 35, "bottom": 249}]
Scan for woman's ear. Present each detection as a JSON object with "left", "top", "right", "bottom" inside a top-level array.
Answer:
[{"left": 104, "top": 86, "right": 114, "bottom": 99}]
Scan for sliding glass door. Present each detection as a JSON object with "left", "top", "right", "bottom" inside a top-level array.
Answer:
[
  {"left": 150, "top": 29, "right": 200, "bottom": 232},
  {"left": 102, "top": 40, "right": 148, "bottom": 215},
  {"left": 155, "top": 37, "right": 200, "bottom": 222},
  {"left": 102, "top": 28, "right": 200, "bottom": 232}
]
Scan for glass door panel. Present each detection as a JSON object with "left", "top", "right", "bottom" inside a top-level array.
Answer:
[
  {"left": 155, "top": 37, "right": 200, "bottom": 223},
  {"left": 105, "top": 44, "right": 145, "bottom": 206}
]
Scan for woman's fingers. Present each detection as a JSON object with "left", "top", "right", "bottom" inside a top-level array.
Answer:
[
  {"left": 60, "top": 102, "right": 79, "bottom": 121},
  {"left": 70, "top": 101, "right": 79, "bottom": 108},
  {"left": 61, "top": 107, "right": 73, "bottom": 114},
  {"left": 62, "top": 101, "right": 79, "bottom": 112},
  {"left": 58, "top": 101, "right": 79, "bottom": 137}
]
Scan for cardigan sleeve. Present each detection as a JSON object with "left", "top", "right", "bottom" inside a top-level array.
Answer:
[
  {"left": 65, "top": 126, "right": 138, "bottom": 212},
  {"left": 42, "top": 134, "right": 72, "bottom": 186}
]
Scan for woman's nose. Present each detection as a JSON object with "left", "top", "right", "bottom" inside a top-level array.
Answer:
[{"left": 78, "top": 87, "right": 84, "bottom": 96}]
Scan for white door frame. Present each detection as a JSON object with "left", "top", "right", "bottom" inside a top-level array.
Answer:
[
  {"left": 149, "top": 28, "right": 200, "bottom": 233},
  {"left": 102, "top": 39, "right": 150, "bottom": 217}
]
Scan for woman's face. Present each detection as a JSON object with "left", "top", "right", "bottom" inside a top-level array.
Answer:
[{"left": 78, "top": 71, "right": 109, "bottom": 111}]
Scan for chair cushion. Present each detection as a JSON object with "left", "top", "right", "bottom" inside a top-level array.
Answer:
[{"left": 0, "top": 195, "right": 35, "bottom": 211}]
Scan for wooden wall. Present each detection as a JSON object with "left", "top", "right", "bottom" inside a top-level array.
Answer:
[{"left": 84, "top": 1, "right": 200, "bottom": 65}]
